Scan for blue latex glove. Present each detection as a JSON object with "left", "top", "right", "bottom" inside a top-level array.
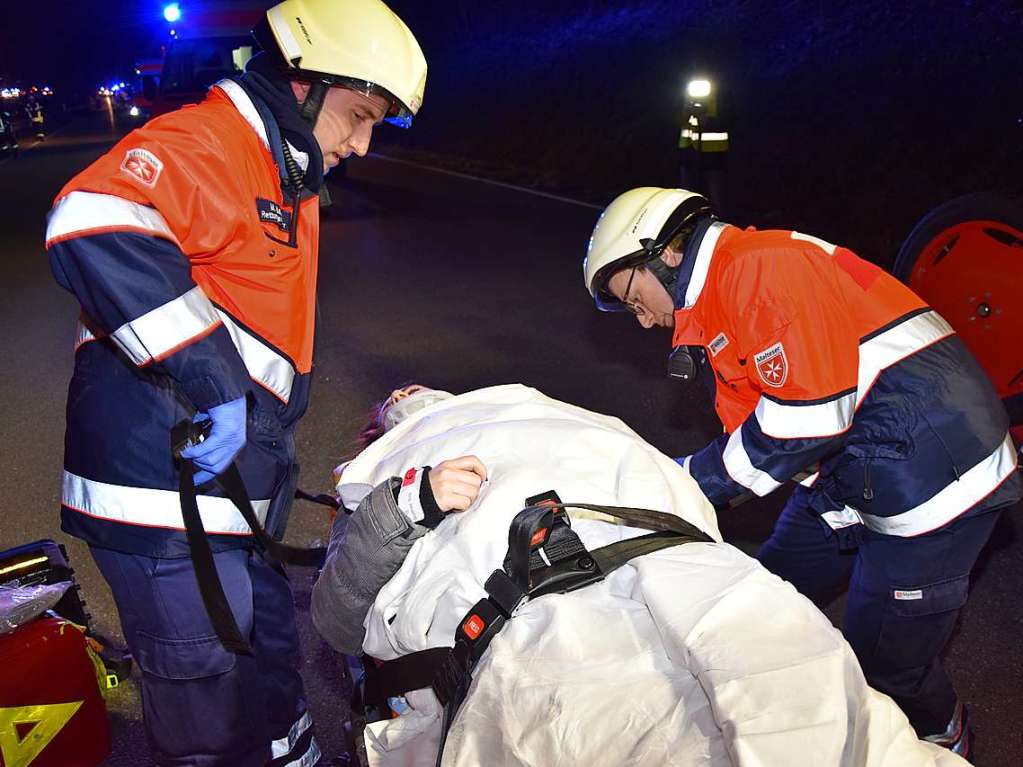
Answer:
[{"left": 180, "top": 397, "right": 247, "bottom": 486}]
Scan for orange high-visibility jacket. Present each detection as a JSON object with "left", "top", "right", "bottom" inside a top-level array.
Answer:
[
  {"left": 673, "top": 222, "right": 1019, "bottom": 537},
  {"left": 46, "top": 79, "right": 321, "bottom": 556}
]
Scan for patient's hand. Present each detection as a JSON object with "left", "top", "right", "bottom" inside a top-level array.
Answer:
[{"left": 429, "top": 455, "right": 488, "bottom": 512}]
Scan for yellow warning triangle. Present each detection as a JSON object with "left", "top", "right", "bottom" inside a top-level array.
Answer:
[{"left": 0, "top": 701, "right": 83, "bottom": 767}]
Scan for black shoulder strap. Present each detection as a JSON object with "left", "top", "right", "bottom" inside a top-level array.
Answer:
[
  {"left": 554, "top": 502, "right": 714, "bottom": 590},
  {"left": 174, "top": 415, "right": 328, "bottom": 655},
  {"left": 551, "top": 502, "right": 714, "bottom": 541},
  {"left": 178, "top": 462, "right": 254, "bottom": 655},
  {"left": 363, "top": 501, "right": 714, "bottom": 706}
]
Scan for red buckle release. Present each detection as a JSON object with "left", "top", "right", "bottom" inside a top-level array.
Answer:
[{"left": 462, "top": 614, "right": 485, "bottom": 640}]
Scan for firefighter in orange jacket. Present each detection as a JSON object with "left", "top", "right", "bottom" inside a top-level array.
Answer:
[
  {"left": 583, "top": 187, "right": 1020, "bottom": 758},
  {"left": 44, "top": 1, "right": 426, "bottom": 764}
]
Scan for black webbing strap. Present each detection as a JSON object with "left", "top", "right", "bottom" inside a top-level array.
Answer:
[
  {"left": 361, "top": 648, "right": 451, "bottom": 707},
  {"left": 217, "top": 463, "right": 326, "bottom": 567},
  {"left": 363, "top": 499, "right": 716, "bottom": 758},
  {"left": 590, "top": 530, "right": 698, "bottom": 573},
  {"left": 431, "top": 502, "right": 713, "bottom": 763},
  {"left": 538, "top": 502, "right": 713, "bottom": 596},
  {"left": 294, "top": 487, "right": 343, "bottom": 511},
  {"left": 549, "top": 502, "right": 714, "bottom": 541},
  {"left": 178, "top": 461, "right": 254, "bottom": 655},
  {"left": 173, "top": 411, "right": 328, "bottom": 655}
]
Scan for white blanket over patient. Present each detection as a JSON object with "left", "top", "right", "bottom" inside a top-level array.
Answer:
[{"left": 338, "top": 385, "right": 964, "bottom": 766}]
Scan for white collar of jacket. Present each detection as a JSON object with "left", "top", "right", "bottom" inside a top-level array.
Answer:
[
  {"left": 213, "top": 79, "right": 309, "bottom": 172},
  {"left": 673, "top": 221, "right": 729, "bottom": 310}
]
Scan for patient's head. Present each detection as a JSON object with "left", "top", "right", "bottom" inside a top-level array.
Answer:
[
  {"left": 356, "top": 385, "right": 455, "bottom": 449},
  {"left": 380, "top": 385, "right": 454, "bottom": 431},
  {"left": 337, "top": 385, "right": 455, "bottom": 483}
]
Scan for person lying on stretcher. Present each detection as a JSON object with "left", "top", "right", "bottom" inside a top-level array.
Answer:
[{"left": 312, "top": 384, "right": 968, "bottom": 767}]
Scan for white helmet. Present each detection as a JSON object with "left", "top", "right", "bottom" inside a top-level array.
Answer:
[
  {"left": 584, "top": 187, "right": 710, "bottom": 311},
  {"left": 258, "top": 0, "right": 427, "bottom": 128}
]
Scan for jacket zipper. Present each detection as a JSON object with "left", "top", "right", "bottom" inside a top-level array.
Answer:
[
  {"left": 288, "top": 189, "right": 300, "bottom": 249},
  {"left": 862, "top": 458, "right": 874, "bottom": 502}
]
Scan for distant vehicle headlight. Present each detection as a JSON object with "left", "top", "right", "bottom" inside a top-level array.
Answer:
[{"left": 129, "top": 106, "right": 141, "bottom": 117}]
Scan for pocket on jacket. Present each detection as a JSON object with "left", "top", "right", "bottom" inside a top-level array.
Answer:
[
  {"left": 133, "top": 630, "right": 237, "bottom": 680},
  {"left": 873, "top": 574, "right": 969, "bottom": 668},
  {"left": 238, "top": 402, "right": 291, "bottom": 501}
]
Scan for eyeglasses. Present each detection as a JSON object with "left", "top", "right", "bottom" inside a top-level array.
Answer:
[{"left": 622, "top": 266, "right": 642, "bottom": 315}]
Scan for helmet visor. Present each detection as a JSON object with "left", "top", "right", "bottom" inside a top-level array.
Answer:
[{"left": 325, "top": 75, "right": 415, "bottom": 128}]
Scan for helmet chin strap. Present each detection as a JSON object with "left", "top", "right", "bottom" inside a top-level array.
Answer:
[
  {"left": 644, "top": 245, "right": 695, "bottom": 384},
  {"left": 645, "top": 253, "right": 680, "bottom": 299},
  {"left": 298, "top": 81, "right": 332, "bottom": 206},
  {"left": 639, "top": 216, "right": 703, "bottom": 302},
  {"left": 300, "top": 80, "right": 329, "bottom": 125}
]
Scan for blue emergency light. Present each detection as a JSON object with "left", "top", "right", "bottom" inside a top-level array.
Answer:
[{"left": 163, "top": 3, "right": 182, "bottom": 23}]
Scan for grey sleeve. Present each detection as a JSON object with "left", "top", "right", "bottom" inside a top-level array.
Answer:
[{"left": 311, "top": 478, "right": 430, "bottom": 655}]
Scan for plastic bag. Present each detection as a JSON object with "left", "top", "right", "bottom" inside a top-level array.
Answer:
[{"left": 0, "top": 580, "right": 71, "bottom": 634}]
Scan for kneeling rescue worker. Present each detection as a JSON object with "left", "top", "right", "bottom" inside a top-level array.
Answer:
[
  {"left": 44, "top": 1, "right": 426, "bottom": 764},
  {"left": 583, "top": 187, "right": 1021, "bottom": 758}
]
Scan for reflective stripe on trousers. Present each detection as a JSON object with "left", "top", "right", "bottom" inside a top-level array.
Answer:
[{"left": 269, "top": 710, "right": 322, "bottom": 767}]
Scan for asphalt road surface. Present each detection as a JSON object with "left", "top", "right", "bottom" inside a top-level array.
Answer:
[{"left": 1, "top": 111, "right": 1020, "bottom": 766}]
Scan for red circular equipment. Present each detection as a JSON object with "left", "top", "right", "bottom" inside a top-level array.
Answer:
[{"left": 893, "top": 194, "right": 1023, "bottom": 438}]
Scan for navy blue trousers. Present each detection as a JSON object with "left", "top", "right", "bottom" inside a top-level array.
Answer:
[
  {"left": 92, "top": 546, "right": 320, "bottom": 767},
  {"left": 757, "top": 487, "right": 1000, "bottom": 737}
]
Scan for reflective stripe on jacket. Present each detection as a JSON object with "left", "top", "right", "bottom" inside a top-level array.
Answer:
[
  {"left": 46, "top": 79, "right": 320, "bottom": 556},
  {"left": 678, "top": 127, "right": 729, "bottom": 152},
  {"left": 674, "top": 222, "right": 1020, "bottom": 537}
]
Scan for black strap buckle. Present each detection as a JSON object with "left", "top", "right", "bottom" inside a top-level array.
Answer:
[
  {"left": 425, "top": 496, "right": 713, "bottom": 766},
  {"left": 431, "top": 597, "right": 507, "bottom": 704},
  {"left": 484, "top": 569, "right": 526, "bottom": 617},
  {"left": 505, "top": 503, "right": 577, "bottom": 589}
]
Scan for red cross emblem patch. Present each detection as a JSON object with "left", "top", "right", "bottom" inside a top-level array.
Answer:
[
  {"left": 120, "top": 148, "right": 163, "bottom": 187},
  {"left": 754, "top": 342, "right": 788, "bottom": 388}
]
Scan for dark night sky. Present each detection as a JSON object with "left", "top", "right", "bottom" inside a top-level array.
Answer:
[
  {"left": 0, "top": 1, "right": 274, "bottom": 95},
  {"left": 0, "top": 0, "right": 494, "bottom": 95}
]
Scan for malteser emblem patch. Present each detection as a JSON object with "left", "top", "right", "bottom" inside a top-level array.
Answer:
[
  {"left": 120, "top": 148, "right": 163, "bottom": 187},
  {"left": 754, "top": 341, "right": 788, "bottom": 387}
]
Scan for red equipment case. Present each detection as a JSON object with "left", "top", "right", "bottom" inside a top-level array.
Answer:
[{"left": 0, "top": 615, "right": 110, "bottom": 767}]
